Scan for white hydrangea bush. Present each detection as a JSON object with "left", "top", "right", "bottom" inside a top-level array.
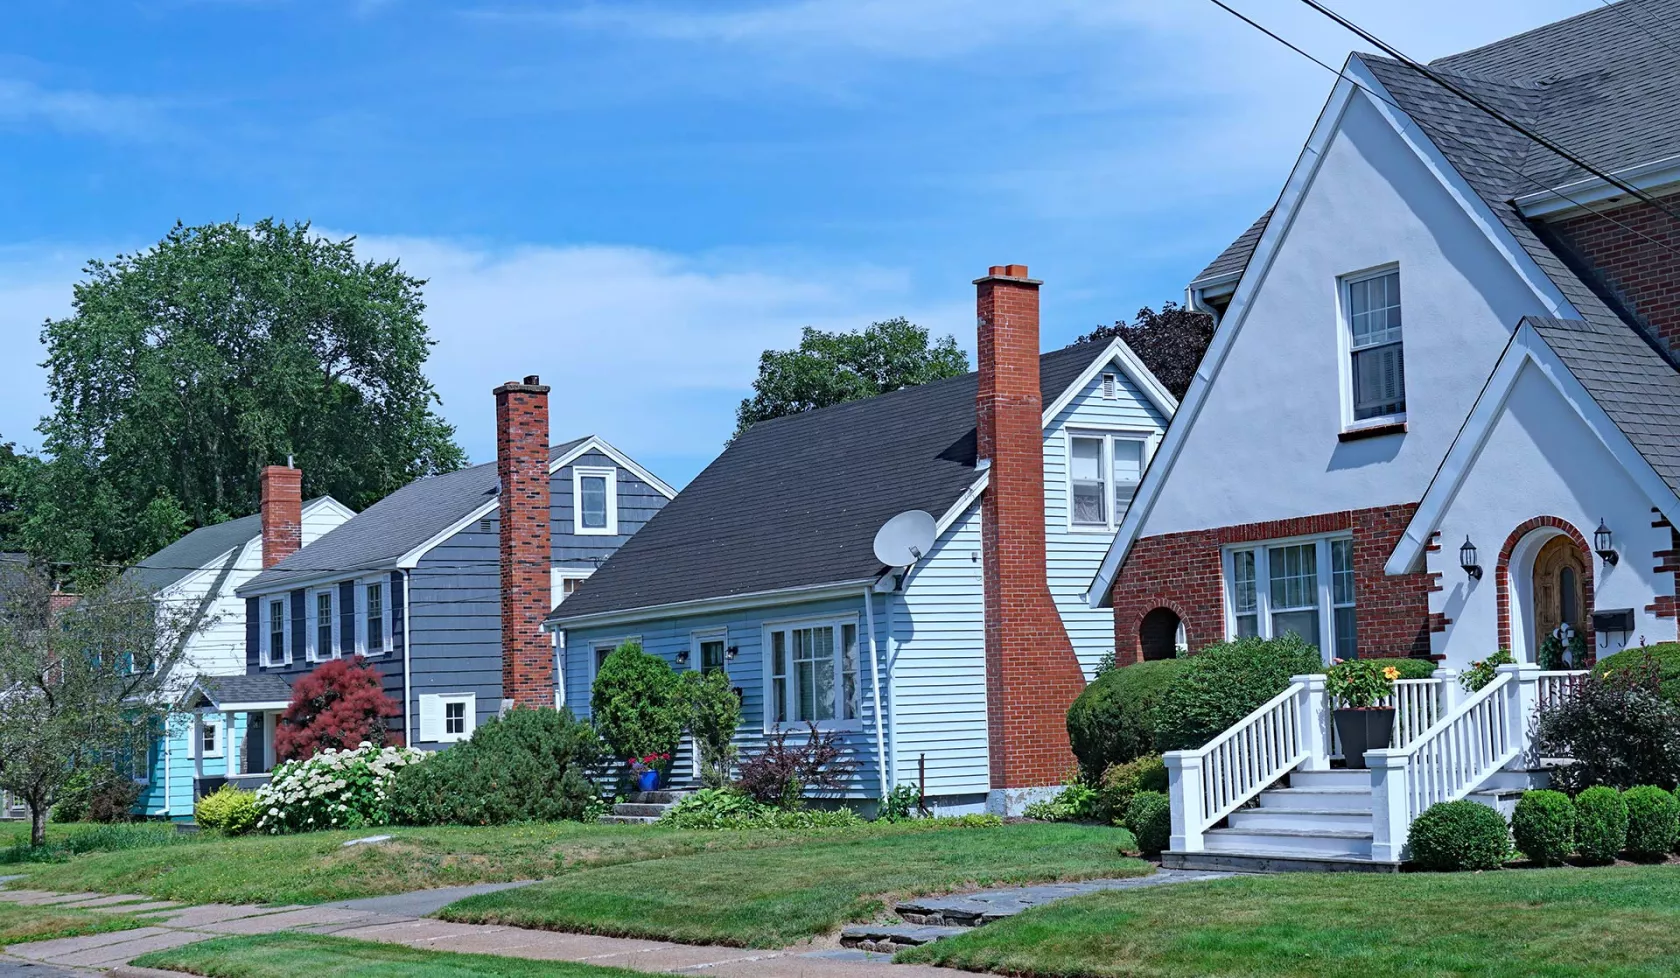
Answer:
[{"left": 255, "top": 742, "right": 427, "bottom": 834}]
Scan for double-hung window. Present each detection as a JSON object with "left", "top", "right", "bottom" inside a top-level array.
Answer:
[
  {"left": 1345, "top": 268, "right": 1405, "bottom": 422},
  {"left": 765, "top": 618, "right": 860, "bottom": 729},
  {"left": 310, "top": 589, "right": 337, "bottom": 661},
  {"left": 264, "top": 598, "right": 290, "bottom": 666},
  {"left": 362, "top": 580, "right": 389, "bottom": 655},
  {"left": 1069, "top": 432, "right": 1149, "bottom": 530},
  {"left": 573, "top": 467, "right": 619, "bottom": 535},
  {"left": 1224, "top": 536, "right": 1356, "bottom": 659}
]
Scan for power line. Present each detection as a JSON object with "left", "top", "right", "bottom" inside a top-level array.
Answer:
[
  {"left": 1599, "top": 0, "right": 1680, "bottom": 59},
  {"left": 1622, "top": 0, "right": 1680, "bottom": 38}
]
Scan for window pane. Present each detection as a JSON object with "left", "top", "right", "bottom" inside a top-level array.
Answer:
[
  {"left": 1331, "top": 539, "right": 1354, "bottom": 606},
  {"left": 581, "top": 476, "right": 608, "bottom": 528},
  {"left": 1071, "top": 437, "right": 1106, "bottom": 525},
  {"left": 1070, "top": 437, "right": 1103, "bottom": 480},
  {"left": 317, "top": 592, "right": 333, "bottom": 656},
  {"left": 1334, "top": 607, "right": 1358, "bottom": 659},
  {"left": 1268, "top": 544, "right": 1318, "bottom": 611},
  {"left": 1272, "top": 609, "right": 1321, "bottom": 645},
  {"left": 1113, "top": 439, "right": 1143, "bottom": 515},
  {"left": 1353, "top": 343, "right": 1405, "bottom": 419},
  {"left": 1236, "top": 614, "right": 1260, "bottom": 638},
  {"left": 841, "top": 623, "right": 859, "bottom": 720},
  {"left": 1230, "top": 550, "right": 1257, "bottom": 615},
  {"left": 811, "top": 627, "right": 835, "bottom": 721},
  {"left": 1350, "top": 271, "right": 1401, "bottom": 348},
  {"left": 700, "top": 639, "right": 726, "bottom": 673},
  {"left": 269, "top": 600, "right": 286, "bottom": 660},
  {"left": 367, "top": 583, "right": 385, "bottom": 652}
]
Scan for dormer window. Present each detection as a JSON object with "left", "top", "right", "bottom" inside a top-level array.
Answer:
[
  {"left": 1344, "top": 268, "right": 1405, "bottom": 423},
  {"left": 573, "top": 466, "right": 619, "bottom": 535}
]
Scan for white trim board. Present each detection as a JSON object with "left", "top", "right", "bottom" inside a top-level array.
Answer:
[
  {"left": 1084, "top": 54, "right": 1581, "bottom": 608},
  {"left": 1384, "top": 321, "right": 1680, "bottom": 575},
  {"left": 1515, "top": 153, "right": 1680, "bottom": 220},
  {"left": 548, "top": 578, "right": 878, "bottom": 632}
]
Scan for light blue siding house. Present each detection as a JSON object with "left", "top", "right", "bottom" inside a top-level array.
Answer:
[{"left": 554, "top": 305, "right": 1175, "bottom": 812}]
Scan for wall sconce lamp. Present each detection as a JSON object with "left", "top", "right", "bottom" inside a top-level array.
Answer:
[
  {"left": 1460, "top": 536, "right": 1482, "bottom": 580},
  {"left": 1595, "top": 519, "right": 1619, "bottom": 566},
  {"left": 675, "top": 649, "right": 690, "bottom": 666},
  {"left": 726, "top": 645, "right": 740, "bottom": 661}
]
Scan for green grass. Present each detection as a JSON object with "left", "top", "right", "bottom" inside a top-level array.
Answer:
[
  {"left": 0, "top": 902, "right": 146, "bottom": 946},
  {"left": 1, "top": 821, "right": 200, "bottom": 865},
  {"left": 133, "top": 932, "right": 646, "bottom": 977},
  {"left": 441, "top": 822, "right": 1145, "bottom": 948},
  {"left": 899, "top": 865, "right": 1680, "bottom": 977}
]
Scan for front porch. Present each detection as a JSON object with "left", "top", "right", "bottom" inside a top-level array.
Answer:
[{"left": 180, "top": 675, "right": 294, "bottom": 803}]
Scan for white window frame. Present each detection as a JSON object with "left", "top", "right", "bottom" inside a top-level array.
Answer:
[
  {"left": 573, "top": 466, "right": 619, "bottom": 536},
  {"left": 418, "top": 692, "right": 477, "bottom": 744},
  {"left": 1065, "top": 428, "right": 1156, "bottom": 533},
  {"left": 552, "top": 568, "right": 593, "bottom": 608},
  {"left": 761, "top": 614, "right": 863, "bottom": 734},
  {"left": 691, "top": 627, "right": 728, "bottom": 675},
  {"left": 1100, "top": 372, "right": 1118, "bottom": 400},
  {"left": 1221, "top": 532, "right": 1355, "bottom": 662},
  {"left": 307, "top": 587, "right": 339, "bottom": 662},
  {"left": 359, "top": 578, "right": 392, "bottom": 657},
  {"left": 262, "top": 596, "right": 291, "bottom": 667},
  {"left": 1337, "top": 264, "right": 1406, "bottom": 430},
  {"left": 200, "top": 718, "right": 224, "bottom": 759}
]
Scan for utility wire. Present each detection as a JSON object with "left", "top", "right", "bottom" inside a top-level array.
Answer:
[
  {"left": 1599, "top": 0, "right": 1680, "bottom": 59},
  {"left": 1622, "top": 0, "right": 1680, "bottom": 39}
]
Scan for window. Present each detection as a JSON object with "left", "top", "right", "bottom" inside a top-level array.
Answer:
[
  {"left": 765, "top": 618, "right": 860, "bottom": 729},
  {"left": 311, "top": 589, "right": 337, "bottom": 661},
  {"left": 445, "top": 701, "right": 466, "bottom": 737},
  {"left": 693, "top": 629, "right": 727, "bottom": 674},
  {"left": 1224, "top": 535, "right": 1356, "bottom": 659},
  {"left": 419, "top": 693, "right": 476, "bottom": 743},
  {"left": 552, "top": 569, "right": 592, "bottom": 607},
  {"left": 200, "top": 719, "right": 223, "bottom": 758},
  {"left": 265, "top": 598, "right": 290, "bottom": 666},
  {"left": 1068, "top": 432, "right": 1150, "bottom": 530},
  {"left": 363, "top": 581, "right": 388, "bottom": 655},
  {"left": 1345, "top": 269, "right": 1405, "bottom": 421},
  {"left": 573, "top": 466, "right": 619, "bottom": 535}
]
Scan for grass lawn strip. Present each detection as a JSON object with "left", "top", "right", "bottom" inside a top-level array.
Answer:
[
  {"left": 134, "top": 932, "right": 647, "bottom": 977},
  {"left": 0, "top": 902, "right": 146, "bottom": 946},
  {"left": 442, "top": 823, "right": 1145, "bottom": 948},
  {"left": 900, "top": 865, "right": 1680, "bottom": 978}
]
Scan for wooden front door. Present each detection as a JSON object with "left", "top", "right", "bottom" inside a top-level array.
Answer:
[{"left": 1533, "top": 535, "right": 1588, "bottom": 648}]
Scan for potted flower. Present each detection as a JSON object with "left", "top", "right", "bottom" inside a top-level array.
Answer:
[
  {"left": 1325, "top": 659, "right": 1401, "bottom": 769},
  {"left": 628, "top": 753, "right": 672, "bottom": 793}
]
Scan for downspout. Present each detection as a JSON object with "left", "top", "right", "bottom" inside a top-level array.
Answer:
[
  {"left": 884, "top": 583, "right": 899, "bottom": 790},
  {"left": 863, "top": 588, "right": 888, "bottom": 800},
  {"left": 401, "top": 570, "right": 414, "bottom": 746}
]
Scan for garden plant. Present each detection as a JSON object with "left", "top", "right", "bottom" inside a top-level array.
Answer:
[
  {"left": 1152, "top": 634, "right": 1323, "bottom": 752},
  {"left": 1621, "top": 785, "right": 1678, "bottom": 861},
  {"left": 1407, "top": 800, "right": 1510, "bottom": 871},
  {"left": 387, "top": 707, "right": 602, "bottom": 826},
  {"left": 255, "top": 742, "right": 425, "bottom": 834},
  {"left": 274, "top": 657, "right": 402, "bottom": 762},
  {"left": 1510, "top": 790, "right": 1574, "bottom": 866},
  {"left": 1573, "top": 786, "right": 1630, "bottom": 863}
]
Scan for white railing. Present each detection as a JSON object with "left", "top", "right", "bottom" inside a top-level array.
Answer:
[
  {"left": 1537, "top": 670, "right": 1588, "bottom": 714},
  {"left": 1367, "top": 663, "right": 1539, "bottom": 861},
  {"left": 1164, "top": 674, "right": 1328, "bottom": 853},
  {"left": 1330, "top": 677, "right": 1446, "bottom": 757}
]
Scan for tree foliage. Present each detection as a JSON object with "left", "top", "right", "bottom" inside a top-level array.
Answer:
[
  {"left": 734, "top": 318, "right": 969, "bottom": 437},
  {"left": 0, "top": 563, "right": 195, "bottom": 844},
  {"left": 274, "top": 656, "right": 402, "bottom": 762},
  {"left": 1079, "top": 302, "right": 1215, "bottom": 401},
  {"left": 16, "top": 219, "right": 465, "bottom": 583}
]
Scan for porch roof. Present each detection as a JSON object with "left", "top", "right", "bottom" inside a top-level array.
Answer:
[{"left": 183, "top": 674, "right": 293, "bottom": 712}]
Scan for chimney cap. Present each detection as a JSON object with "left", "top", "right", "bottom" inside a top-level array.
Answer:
[
  {"left": 494, "top": 376, "right": 552, "bottom": 395},
  {"left": 973, "top": 264, "right": 1042, "bottom": 286}
]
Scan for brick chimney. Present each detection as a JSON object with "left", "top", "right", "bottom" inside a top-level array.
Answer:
[
  {"left": 975, "top": 264, "right": 1086, "bottom": 800},
  {"left": 495, "top": 374, "right": 554, "bottom": 710},
  {"left": 260, "top": 464, "right": 303, "bottom": 568}
]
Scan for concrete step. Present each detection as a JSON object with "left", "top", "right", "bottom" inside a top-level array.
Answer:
[
  {"left": 612, "top": 803, "right": 676, "bottom": 818},
  {"left": 840, "top": 923, "right": 969, "bottom": 952},
  {"left": 1480, "top": 768, "right": 1550, "bottom": 792},
  {"left": 1288, "top": 769, "right": 1373, "bottom": 789},
  {"left": 1257, "top": 787, "right": 1372, "bottom": 811},
  {"left": 1203, "top": 826, "right": 1373, "bottom": 857},
  {"left": 1165, "top": 848, "right": 1400, "bottom": 874},
  {"left": 625, "top": 790, "right": 693, "bottom": 805},
  {"left": 598, "top": 814, "right": 661, "bottom": 825},
  {"left": 1227, "top": 807, "right": 1373, "bottom": 831}
]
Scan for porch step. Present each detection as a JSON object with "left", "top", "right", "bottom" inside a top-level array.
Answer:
[
  {"left": 1165, "top": 848, "right": 1400, "bottom": 874},
  {"left": 601, "top": 789, "right": 694, "bottom": 826},
  {"left": 1227, "top": 807, "right": 1372, "bottom": 831},
  {"left": 599, "top": 814, "right": 661, "bottom": 825},
  {"left": 1287, "top": 769, "right": 1374, "bottom": 789},
  {"left": 611, "top": 803, "right": 676, "bottom": 819},
  {"left": 840, "top": 923, "right": 969, "bottom": 952},
  {"left": 1257, "top": 787, "right": 1373, "bottom": 811},
  {"left": 626, "top": 790, "right": 692, "bottom": 805},
  {"left": 1202, "top": 826, "right": 1373, "bottom": 858}
]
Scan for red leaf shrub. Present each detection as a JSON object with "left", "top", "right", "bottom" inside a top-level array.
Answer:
[{"left": 275, "top": 657, "right": 402, "bottom": 762}]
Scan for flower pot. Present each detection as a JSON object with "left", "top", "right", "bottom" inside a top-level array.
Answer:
[
  {"left": 1334, "top": 707, "right": 1396, "bottom": 769},
  {"left": 637, "top": 769, "right": 661, "bottom": 793}
]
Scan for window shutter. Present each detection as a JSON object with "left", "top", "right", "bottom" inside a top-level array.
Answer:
[
  {"left": 417, "top": 694, "right": 443, "bottom": 742},
  {"left": 339, "top": 581, "right": 356, "bottom": 657},
  {"left": 289, "top": 591, "right": 305, "bottom": 664}
]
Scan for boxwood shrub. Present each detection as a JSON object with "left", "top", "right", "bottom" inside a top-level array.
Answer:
[
  {"left": 1124, "top": 790, "right": 1171, "bottom": 857},
  {"left": 387, "top": 707, "right": 602, "bottom": 826},
  {"left": 1510, "top": 790, "right": 1574, "bottom": 866},
  {"left": 1407, "top": 800, "right": 1510, "bottom": 871},
  {"left": 1066, "top": 659, "right": 1187, "bottom": 781},
  {"left": 1097, "top": 754, "right": 1168, "bottom": 825},
  {"left": 1573, "top": 786, "right": 1629, "bottom": 863},
  {"left": 1622, "top": 785, "right": 1679, "bottom": 861},
  {"left": 1594, "top": 644, "right": 1680, "bottom": 705},
  {"left": 1153, "top": 634, "right": 1324, "bottom": 752}
]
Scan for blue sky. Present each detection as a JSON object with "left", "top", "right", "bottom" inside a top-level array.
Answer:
[{"left": 0, "top": 0, "right": 1593, "bottom": 488}]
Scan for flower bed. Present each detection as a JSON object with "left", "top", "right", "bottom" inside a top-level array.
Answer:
[{"left": 256, "top": 743, "right": 426, "bottom": 834}]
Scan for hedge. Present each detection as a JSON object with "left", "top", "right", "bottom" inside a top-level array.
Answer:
[
  {"left": 1408, "top": 800, "right": 1510, "bottom": 871},
  {"left": 1153, "top": 634, "right": 1324, "bottom": 752},
  {"left": 1067, "top": 659, "right": 1187, "bottom": 780}
]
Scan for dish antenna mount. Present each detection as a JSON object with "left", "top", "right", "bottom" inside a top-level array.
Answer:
[{"left": 873, "top": 510, "right": 937, "bottom": 568}]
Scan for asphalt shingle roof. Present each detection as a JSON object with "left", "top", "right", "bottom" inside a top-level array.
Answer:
[
  {"left": 553, "top": 343, "right": 1110, "bottom": 621},
  {"left": 241, "top": 439, "right": 588, "bottom": 594},
  {"left": 129, "top": 499, "right": 334, "bottom": 594},
  {"left": 1190, "top": 209, "right": 1271, "bottom": 287},
  {"left": 191, "top": 673, "right": 294, "bottom": 709}
]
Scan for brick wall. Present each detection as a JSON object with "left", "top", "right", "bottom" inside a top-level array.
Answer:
[
  {"left": 1109, "top": 503, "right": 1440, "bottom": 666},
  {"left": 259, "top": 465, "right": 303, "bottom": 569},
  {"left": 975, "top": 264, "right": 1087, "bottom": 790},
  {"left": 495, "top": 375, "right": 555, "bottom": 710},
  {"left": 1550, "top": 197, "right": 1680, "bottom": 356}
]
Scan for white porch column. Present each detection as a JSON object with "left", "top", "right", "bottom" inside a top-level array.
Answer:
[
  {"left": 225, "top": 710, "right": 240, "bottom": 777},
  {"left": 1293, "top": 673, "right": 1331, "bottom": 771},
  {"left": 192, "top": 711, "right": 204, "bottom": 792},
  {"left": 1164, "top": 751, "right": 1204, "bottom": 853},
  {"left": 1367, "top": 748, "right": 1410, "bottom": 863},
  {"left": 1433, "top": 668, "right": 1463, "bottom": 717},
  {"left": 1497, "top": 662, "right": 1541, "bottom": 768}
]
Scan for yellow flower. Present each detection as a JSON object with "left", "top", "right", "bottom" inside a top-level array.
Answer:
[{"left": 1382, "top": 666, "right": 1401, "bottom": 681}]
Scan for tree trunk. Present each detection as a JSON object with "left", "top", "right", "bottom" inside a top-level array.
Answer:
[{"left": 30, "top": 803, "right": 47, "bottom": 847}]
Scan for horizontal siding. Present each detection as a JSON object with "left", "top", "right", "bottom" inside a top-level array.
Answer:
[
  {"left": 409, "top": 527, "right": 506, "bottom": 749},
  {"left": 552, "top": 450, "right": 670, "bottom": 567}
]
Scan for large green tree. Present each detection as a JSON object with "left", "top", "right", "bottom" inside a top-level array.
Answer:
[
  {"left": 1079, "top": 302, "right": 1216, "bottom": 401},
  {"left": 19, "top": 219, "right": 465, "bottom": 580},
  {"left": 735, "top": 317, "right": 969, "bottom": 436}
]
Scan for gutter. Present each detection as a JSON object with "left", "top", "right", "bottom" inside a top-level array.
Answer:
[{"left": 544, "top": 578, "right": 880, "bottom": 632}]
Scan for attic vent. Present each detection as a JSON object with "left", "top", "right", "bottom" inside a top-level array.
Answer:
[
  {"left": 479, "top": 519, "right": 493, "bottom": 534},
  {"left": 1101, "top": 373, "right": 1118, "bottom": 400}
]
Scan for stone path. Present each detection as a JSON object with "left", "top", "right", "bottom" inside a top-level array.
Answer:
[{"left": 894, "top": 869, "right": 1232, "bottom": 926}]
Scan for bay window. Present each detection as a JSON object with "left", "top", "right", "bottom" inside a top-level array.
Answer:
[
  {"left": 1069, "top": 431, "right": 1149, "bottom": 530},
  {"left": 1224, "top": 535, "right": 1356, "bottom": 659},
  {"left": 765, "top": 617, "right": 861, "bottom": 729}
]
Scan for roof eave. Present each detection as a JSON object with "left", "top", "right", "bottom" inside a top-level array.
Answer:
[{"left": 546, "top": 578, "right": 880, "bottom": 632}]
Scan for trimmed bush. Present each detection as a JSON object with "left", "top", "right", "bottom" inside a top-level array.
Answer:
[
  {"left": 682, "top": 669, "right": 741, "bottom": 788},
  {"left": 1153, "top": 635, "right": 1324, "bottom": 752},
  {"left": 1124, "top": 790, "right": 1171, "bottom": 856},
  {"left": 1595, "top": 644, "right": 1680, "bottom": 705},
  {"left": 1622, "top": 786, "right": 1679, "bottom": 861},
  {"left": 194, "top": 785, "right": 260, "bottom": 835},
  {"left": 1574, "top": 786, "right": 1629, "bottom": 863},
  {"left": 1407, "top": 800, "right": 1511, "bottom": 871},
  {"left": 1097, "top": 754, "right": 1167, "bottom": 825},
  {"left": 591, "top": 641, "right": 684, "bottom": 764},
  {"left": 1067, "top": 659, "right": 1187, "bottom": 782},
  {"left": 1534, "top": 665, "right": 1680, "bottom": 793},
  {"left": 387, "top": 707, "right": 603, "bottom": 826},
  {"left": 1511, "top": 790, "right": 1574, "bottom": 866}
]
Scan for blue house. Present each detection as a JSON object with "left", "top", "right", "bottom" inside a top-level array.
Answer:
[
  {"left": 553, "top": 267, "right": 1176, "bottom": 814},
  {"left": 221, "top": 377, "right": 673, "bottom": 788}
]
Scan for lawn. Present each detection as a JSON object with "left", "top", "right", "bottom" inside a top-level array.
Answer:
[
  {"left": 0, "top": 902, "right": 145, "bottom": 947},
  {"left": 134, "top": 932, "right": 646, "bottom": 977},
  {"left": 900, "top": 865, "right": 1680, "bottom": 977},
  {"left": 441, "top": 822, "right": 1146, "bottom": 948}
]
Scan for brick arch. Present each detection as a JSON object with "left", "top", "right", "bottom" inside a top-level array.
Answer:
[
  {"left": 1495, "top": 516, "right": 1595, "bottom": 654},
  {"left": 1123, "top": 596, "right": 1198, "bottom": 663}
]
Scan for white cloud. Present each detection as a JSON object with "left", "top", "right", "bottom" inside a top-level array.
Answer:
[
  {"left": 0, "top": 247, "right": 86, "bottom": 451},
  {"left": 0, "top": 79, "right": 171, "bottom": 141}
]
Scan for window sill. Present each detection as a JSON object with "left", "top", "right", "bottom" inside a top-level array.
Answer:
[
  {"left": 1338, "top": 420, "right": 1407, "bottom": 443},
  {"left": 764, "top": 722, "right": 864, "bottom": 735}
]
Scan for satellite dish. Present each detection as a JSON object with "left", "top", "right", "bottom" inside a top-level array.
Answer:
[{"left": 873, "top": 510, "right": 937, "bottom": 568}]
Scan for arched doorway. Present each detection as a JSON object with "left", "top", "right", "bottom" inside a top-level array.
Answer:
[
  {"left": 1533, "top": 535, "right": 1589, "bottom": 650},
  {"left": 1139, "top": 607, "right": 1186, "bottom": 661},
  {"left": 1499, "top": 517, "right": 1595, "bottom": 662}
]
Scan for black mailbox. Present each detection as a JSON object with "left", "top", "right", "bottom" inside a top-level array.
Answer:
[{"left": 1593, "top": 608, "right": 1635, "bottom": 635}]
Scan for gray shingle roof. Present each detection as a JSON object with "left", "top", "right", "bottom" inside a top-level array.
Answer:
[
  {"left": 128, "top": 499, "right": 335, "bottom": 594},
  {"left": 1190, "top": 209, "right": 1271, "bottom": 287},
  {"left": 189, "top": 673, "right": 294, "bottom": 709},
  {"left": 240, "top": 439, "right": 588, "bottom": 594},
  {"left": 553, "top": 343, "right": 1112, "bottom": 622}
]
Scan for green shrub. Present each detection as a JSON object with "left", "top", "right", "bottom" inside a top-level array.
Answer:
[
  {"left": 1622, "top": 786, "right": 1678, "bottom": 861},
  {"left": 1535, "top": 664, "right": 1680, "bottom": 793},
  {"left": 1573, "top": 786, "right": 1629, "bottom": 863},
  {"left": 1124, "top": 791, "right": 1170, "bottom": 856},
  {"left": 1097, "top": 754, "right": 1167, "bottom": 824},
  {"left": 877, "top": 783, "right": 921, "bottom": 822},
  {"left": 51, "top": 766, "right": 140, "bottom": 824},
  {"left": 1153, "top": 635, "right": 1323, "bottom": 752},
  {"left": 194, "top": 785, "right": 260, "bottom": 835},
  {"left": 1460, "top": 650, "right": 1515, "bottom": 693},
  {"left": 1023, "top": 782, "right": 1100, "bottom": 823},
  {"left": 1511, "top": 790, "right": 1574, "bottom": 866},
  {"left": 1407, "top": 800, "right": 1510, "bottom": 871},
  {"left": 387, "top": 707, "right": 603, "bottom": 826},
  {"left": 591, "top": 641, "right": 684, "bottom": 763},
  {"left": 1595, "top": 644, "right": 1680, "bottom": 705},
  {"left": 681, "top": 669, "right": 741, "bottom": 788},
  {"left": 658, "top": 788, "right": 864, "bottom": 830},
  {"left": 1066, "top": 659, "right": 1187, "bottom": 781}
]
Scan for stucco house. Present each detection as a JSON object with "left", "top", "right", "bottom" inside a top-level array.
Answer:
[
  {"left": 552, "top": 266, "right": 1175, "bottom": 814},
  {"left": 1086, "top": 3, "right": 1679, "bottom": 868}
]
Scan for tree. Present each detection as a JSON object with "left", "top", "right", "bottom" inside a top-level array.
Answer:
[
  {"left": 1079, "top": 302, "right": 1216, "bottom": 401},
  {"left": 20, "top": 219, "right": 466, "bottom": 583},
  {"left": 274, "top": 657, "right": 402, "bottom": 762},
  {"left": 734, "top": 318, "right": 969, "bottom": 436},
  {"left": 0, "top": 563, "right": 195, "bottom": 845}
]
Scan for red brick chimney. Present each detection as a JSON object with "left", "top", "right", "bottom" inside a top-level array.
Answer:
[
  {"left": 495, "top": 374, "right": 554, "bottom": 710},
  {"left": 975, "top": 264, "right": 1086, "bottom": 796},
  {"left": 260, "top": 464, "right": 303, "bottom": 569}
]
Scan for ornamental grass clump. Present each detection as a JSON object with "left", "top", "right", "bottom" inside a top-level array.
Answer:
[
  {"left": 1621, "top": 785, "right": 1678, "bottom": 861},
  {"left": 255, "top": 742, "right": 425, "bottom": 834},
  {"left": 1573, "top": 786, "right": 1629, "bottom": 863},
  {"left": 1407, "top": 800, "right": 1510, "bottom": 871},
  {"left": 1510, "top": 790, "right": 1574, "bottom": 866}
]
